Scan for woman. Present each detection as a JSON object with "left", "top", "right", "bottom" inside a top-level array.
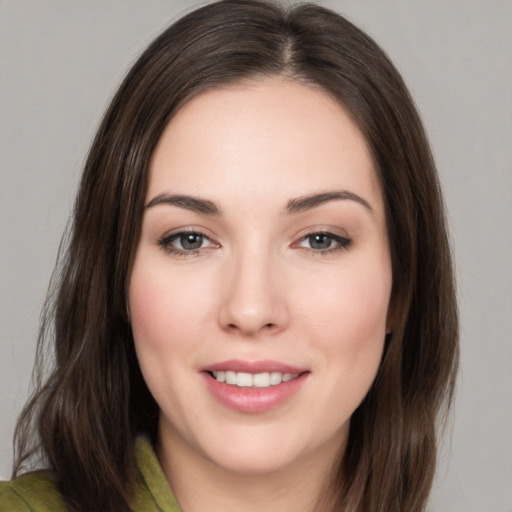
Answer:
[{"left": 0, "top": 0, "right": 458, "bottom": 511}]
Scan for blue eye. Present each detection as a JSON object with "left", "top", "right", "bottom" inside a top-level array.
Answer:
[{"left": 298, "top": 232, "right": 351, "bottom": 253}]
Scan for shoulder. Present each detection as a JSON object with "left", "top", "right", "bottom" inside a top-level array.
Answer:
[
  {"left": 0, "top": 438, "right": 181, "bottom": 512},
  {"left": 0, "top": 472, "right": 67, "bottom": 512}
]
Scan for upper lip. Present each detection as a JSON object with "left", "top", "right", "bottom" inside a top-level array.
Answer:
[{"left": 201, "top": 359, "right": 307, "bottom": 374}]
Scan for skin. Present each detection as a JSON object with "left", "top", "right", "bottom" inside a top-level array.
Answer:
[{"left": 128, "top": 77, "right": 393, "bottom": 511}]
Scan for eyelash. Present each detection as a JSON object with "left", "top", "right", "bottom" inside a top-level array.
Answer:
[{"left": 157, "top": 230, "right": 352, "bottom": 257}]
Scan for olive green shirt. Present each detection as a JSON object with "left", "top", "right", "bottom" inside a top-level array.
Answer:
[{"left": 0, "top": 437, "right": 182, "bottom": 511}]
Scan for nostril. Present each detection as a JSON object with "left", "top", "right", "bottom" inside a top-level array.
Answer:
[{"left": 226, "top": 322, "right": 275, "bottom": 333}]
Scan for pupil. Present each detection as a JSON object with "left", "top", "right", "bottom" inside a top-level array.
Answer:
[
  {"left": 181, "top": 234, "right": 203, "bottom": 250},
  {"left": 310, "top": 234, "right": 332, "bottom": 249}
]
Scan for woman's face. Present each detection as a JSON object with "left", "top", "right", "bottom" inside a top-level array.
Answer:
[{"left": 129, "top": 78, "right": 393, "bottom": 476}]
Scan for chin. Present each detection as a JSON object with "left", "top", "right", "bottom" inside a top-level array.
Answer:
[
  {"left": 206, "top": 444, "right": 302, "bottom": 475},
  {"left": 197, "top": 421, "right": 346, "bottom": 477}
]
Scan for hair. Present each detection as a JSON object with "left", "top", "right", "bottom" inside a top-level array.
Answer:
[{"left": 13, "top": 1, "right": 458, "bottom": 511}]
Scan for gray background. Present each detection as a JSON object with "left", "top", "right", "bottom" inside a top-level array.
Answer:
[{"left": 1, "top": 1, "right": 511, "bottom": 510}]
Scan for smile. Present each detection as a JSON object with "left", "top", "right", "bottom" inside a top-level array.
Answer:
[
  {"left": 211, "top": 371, "right": 299, "bottom": 388},
  {"left": 202, "top": 360, "right": 309, "bottom": 413}
]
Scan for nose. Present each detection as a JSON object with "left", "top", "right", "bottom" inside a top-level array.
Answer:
[{"left": 217, "top": 249, "right": 289, "bottom": 337}]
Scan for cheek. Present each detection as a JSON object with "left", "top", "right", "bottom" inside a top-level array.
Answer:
[
  {"left": 297, "top": 259, "right": 392, "bottom": 404},
  {"left": 128, "top": 259, "right": 210, "bottom": 352},
  {"left": 299, "top": 265, "right": 391, "bottom": 345},
  {"left": 128, "top": 267, "right": 177, "bottom": 394},
  {"left": 299, "top": 266, "right": 391, "bottom": 425},
  {"left": 129, "top": 278, "right": 172, "bottom": 354},
  {"left": 127, "top": 256, "right": 212, "bottom": 410}
]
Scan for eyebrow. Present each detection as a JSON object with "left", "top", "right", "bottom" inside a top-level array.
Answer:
[
  {"left": 145, "top": 193, "right": 221, "bottom": 216},
  {"left": 284, "top": 191, "right": 373, "bottom": 215},
  {"left": 145, "top": 190, "right": 373, "bottom": 217}
]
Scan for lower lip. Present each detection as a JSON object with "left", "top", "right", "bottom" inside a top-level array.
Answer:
[{"left": 202, "top": 372, "right": 309, "bottom": 413}]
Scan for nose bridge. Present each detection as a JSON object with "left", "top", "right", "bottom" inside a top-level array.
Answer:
[{"left": 218, "top": 241, "right": 288, "bottom": 336}]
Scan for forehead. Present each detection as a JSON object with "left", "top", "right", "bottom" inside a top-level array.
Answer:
[{"left": 147, "top": 78, "right": 382, "bottom": 212}]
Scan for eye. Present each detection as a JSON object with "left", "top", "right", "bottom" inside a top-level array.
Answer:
[
  {"left": 297, "top": 232, "right": 352, "bottom": 253},
  {"left": 158, "top": 230, "right": 216, "bottom": 256},
  {"left": 175, "top": 232, "right": 207, "bottom": 250}
]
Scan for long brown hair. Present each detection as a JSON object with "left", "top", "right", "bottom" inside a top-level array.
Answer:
[{"left": 13, "top": 1, "right": 458, "bottom": 511}]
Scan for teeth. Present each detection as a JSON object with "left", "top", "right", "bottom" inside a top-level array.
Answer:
[
  {"left": 236, "top": 372, "right": 253, "bottom": 387},
  {"left": 211, "top": 371, "right": 299, "bottom": 388},
  {"left": 225, "top": 371, "right": 237, "bottom": 385},
  {"left": 253, "top": 372, "right": 270, "bottom": 387},
  {"left": 269, "top": 372, "right": 282, "bottom": 385}
]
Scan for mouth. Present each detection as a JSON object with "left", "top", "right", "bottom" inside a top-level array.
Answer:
[
  {"left": 207, "top": 370, "right": 300, "bottom": 388},
  {"left": 201, "top": 360, "right": 309, "bottom": 413}
]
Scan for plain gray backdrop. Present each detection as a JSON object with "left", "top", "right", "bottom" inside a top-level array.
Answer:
[{"left": 1, "top": 1, "right": 511, "bottom": 511}]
